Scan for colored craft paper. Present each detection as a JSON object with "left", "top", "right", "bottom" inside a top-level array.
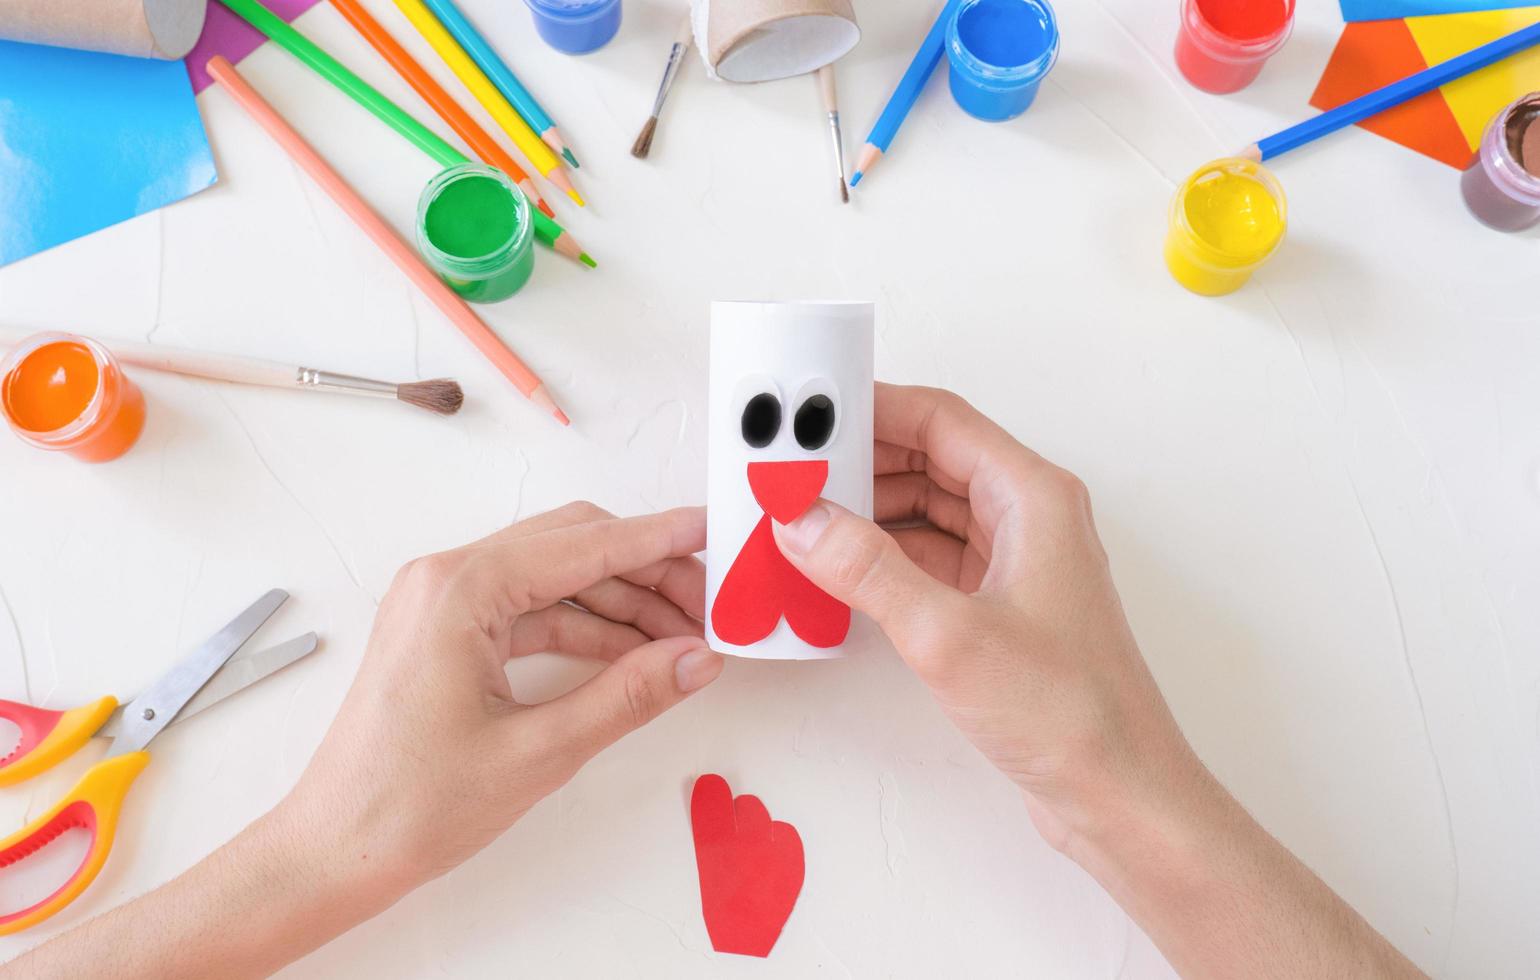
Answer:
[
  {"left": 1406, "top": 6, "right": 1540, "bottom": 148},
  {"left": 704, "top": 301, "right": 874, "bottom": 661},
  {"left": 690, "top": 775, "right": 804, "bottom": 959},
  {"left": 0, "top": 40, "right": 216, "bottom": 268},
  {"left": 1310, "top": 20, "right": 1475, "bottom": 168},
  {"left": 184, "top": 0, "right": 322, "bottom": 93},
  {"left": 1310, "top": 8, "right": 1540, "bottom": 168},
  {"left": 1341, "top": 0, "right": 1537, "bottom": 22}
]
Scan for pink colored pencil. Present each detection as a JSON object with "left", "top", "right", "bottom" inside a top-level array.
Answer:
[{"left": 207, "top": 56, "right": 568, "bottom": 426}]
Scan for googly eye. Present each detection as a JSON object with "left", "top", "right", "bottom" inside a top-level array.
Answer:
[
  {"left": 791, "top": 379, "right": 839, "bottom": 451},
  {"left": 740, "top": 392, "right": 782, "bottom": 448}
]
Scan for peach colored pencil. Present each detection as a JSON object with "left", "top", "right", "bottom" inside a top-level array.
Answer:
[{"left": 207, "top": 56, "right": 569, "bottom": 426}]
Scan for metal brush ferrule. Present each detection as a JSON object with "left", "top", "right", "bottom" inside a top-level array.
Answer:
[
  {"left": 294, "top": 368, "right": 398, "bottom": 399},
  {"left": 652, "top": 42, "right": 687, "bottom": 115},
  {"left": 826, "top": 110, "right": 847, "bottom": 180}
]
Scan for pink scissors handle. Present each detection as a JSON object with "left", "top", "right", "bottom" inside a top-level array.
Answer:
[{"left": 0, "top": 697, "right": 118, "bottom": 788}]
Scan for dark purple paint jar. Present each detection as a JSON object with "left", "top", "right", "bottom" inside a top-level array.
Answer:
[{"left": 1461, "top": 92, "right": 1540, "bottom": 232}]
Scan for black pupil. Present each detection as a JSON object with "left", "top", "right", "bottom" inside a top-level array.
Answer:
[
  {"left": 794, "top": 394, "right": 836, "bottom": 450},
  {"left": 740, "top": 393, "right": 781, "bottom": 448}
]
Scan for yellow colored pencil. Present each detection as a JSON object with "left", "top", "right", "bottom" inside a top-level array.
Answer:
[{"left": 391, "top": 0, "right": 583, "bottom": 206}]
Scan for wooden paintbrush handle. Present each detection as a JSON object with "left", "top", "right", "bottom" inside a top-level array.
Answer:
[
  {"left": 817, "top": 63, "right": 838, "bottom": 113},
  {"left": 87, "top": 339, "right": 301, "bottom": 389}
]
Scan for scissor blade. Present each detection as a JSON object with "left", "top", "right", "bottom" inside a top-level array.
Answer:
[
  {"left": 106, "top": 589, "right": 288, "bottom": 756},
  {"left": 98, "top": 633, "right": 318, "bottom": 740}
]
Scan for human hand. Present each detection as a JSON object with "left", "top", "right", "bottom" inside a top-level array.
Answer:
[
  {"left": 771, "top": 384, "right": 1199, "bottom": 850},
  {"left": 273, "top": 503, "right": 724, "bottom": 897}
]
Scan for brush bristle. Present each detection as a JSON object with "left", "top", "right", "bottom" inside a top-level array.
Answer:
[
  {"left": 631, "top": 116, "right": 658, "bottom": 159},
  {"left": 840, "top": 178, "right": 849, "bottom": 203},
  {"left": 397, "top": 379, "right": 464, "bottom": 415}
]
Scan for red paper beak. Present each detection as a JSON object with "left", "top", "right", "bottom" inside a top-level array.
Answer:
[{"left": 747, "top": 460, "right": 828, "bottom": 524}]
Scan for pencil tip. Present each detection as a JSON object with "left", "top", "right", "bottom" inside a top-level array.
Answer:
[
  {"left": 850, "top": 170, "right": 863, "bottom": 187},
  {"left": 567, "top": 189, "right": 585, "bottom": 206},
  {"left": 537, "top": 200, "right": 556, "bottom": 219},
  {"left": 580, "top": 252, "right": 597, "bottom": 268},
  {"left": 562, "top": 148, "right": 580, "bottom": 168}
]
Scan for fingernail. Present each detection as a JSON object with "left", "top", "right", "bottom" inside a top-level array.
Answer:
[
  {"left": 776, "top": 501, "right": 831, "bottom": 556},
  {"left": 675, "top": 646, "right": 724, "bottom": 693}
]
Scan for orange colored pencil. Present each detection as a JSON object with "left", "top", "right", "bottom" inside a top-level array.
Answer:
[
  {"left": 326, "top": 0, "right": 555, "bottom": 220},
  {"left": 207, "top": 56, "right": 569, "bottom": 426}
]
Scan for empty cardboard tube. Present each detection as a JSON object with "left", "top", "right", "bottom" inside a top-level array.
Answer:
[
  {"left": 0, "top": 0, "right": 206, "bottom": 60},
  {"left": 691, "top": 0, "right": 858, "bottom": 83}
]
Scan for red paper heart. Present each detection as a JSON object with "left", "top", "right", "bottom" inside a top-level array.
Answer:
[
  {"left": 711, "top": 516, "right": 851, "bottom": 648},
  {"left": 690, "top": 774, "right": 804, "bottom": 958}
]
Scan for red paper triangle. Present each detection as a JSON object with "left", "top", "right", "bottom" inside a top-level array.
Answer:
[{"left": 1310, "top": 19, "right": 1476, "bottom": 169}]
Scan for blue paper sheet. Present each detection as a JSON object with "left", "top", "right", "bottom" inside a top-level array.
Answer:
[
  {"left": 0, "top": 40, "right": 217, "bottom": 267},
  {"left": 1341, "top": 0, "right": 1537, "bottom": 20}
]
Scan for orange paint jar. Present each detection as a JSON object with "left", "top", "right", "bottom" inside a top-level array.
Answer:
[{"left": 1, "top": 333, "right": 145, "bottom": 462}]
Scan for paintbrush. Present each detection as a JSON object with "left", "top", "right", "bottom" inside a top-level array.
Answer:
[
  {"left": 817, "top": 63, "right": 848, "bottom": 203},
  {"left": 632, "top": 14, "right": 693, "bottom": 159},
  {"left": 0, "top": 329, "right": 463, "bottom": 415}
]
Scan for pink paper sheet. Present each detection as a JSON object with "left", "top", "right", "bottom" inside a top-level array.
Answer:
[{"left": 184, "top": 0, "right": 324, "bottom": 93}]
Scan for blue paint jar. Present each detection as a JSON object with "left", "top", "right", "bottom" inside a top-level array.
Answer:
[
  {"left": 524, "top": 0, "right": 622, "bottom": 54},
  {"left": 945, "top": 0, "right": 1060, "bottom": 121}
]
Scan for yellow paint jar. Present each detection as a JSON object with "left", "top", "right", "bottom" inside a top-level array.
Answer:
[{"left": 1164, "top": 157, "right": 1286, "bottom": 296}]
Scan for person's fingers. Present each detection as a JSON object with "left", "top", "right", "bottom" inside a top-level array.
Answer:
[
  {"left": 469, "top": 503, "right": 707, "bottom": 617},
  {"left": 473, "top": 508, "right": 707, "bottom": 617},
  {"left": 526, "top": 635, "right": 724, "bottom": 762},
  {"left": 572, "top": 577, "right": 704, "bottom": 642},
  {"left": 875, "top": 472, "right": 973, "bottom": 540},
  {"left": 889, "top": 526, "right": 967, "bottom": 587},
  {"left": 613, "top": 552, "right": 707, "bottom": 622},
  {"left": 772, "top": 499, "right": 968, "bottom": 649},
  {"left": 505, "top": 603, "right": 650, "bottom": 662},
  {"left": 874, "top": 385, "right": 1037, "bottom": 525}
]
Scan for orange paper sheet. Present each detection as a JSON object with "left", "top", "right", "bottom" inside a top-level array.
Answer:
[{"left": 1311, "top": 19, "right": 1475, "bottom": 168}]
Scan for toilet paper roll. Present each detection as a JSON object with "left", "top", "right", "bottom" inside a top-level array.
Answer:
[
  {"left": 691, "top": 0, "right": 859, "bottom": 83},
  {"left": 705, "top": 301, "right": 874, "bottom": 661},
  {"left": 0, "top": 0, "right": 207, "bottom": 60}
]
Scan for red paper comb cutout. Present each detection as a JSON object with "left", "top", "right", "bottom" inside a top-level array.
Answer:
[{"left": 690, "top": 774, "right": 804, "bottom": 958}]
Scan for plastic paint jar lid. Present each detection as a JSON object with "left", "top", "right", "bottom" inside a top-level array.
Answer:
[
  {"left": 947, "top": 0, "right": 1060, "bottom": 89},
  {"left": 1179, "top": 0, "right": 1294, "bottom": 64},
  {"left": 416, "top": 164, "right": 535, "bottom": 304},
  {"left": 0, "top": 332, "right": 146, "bottom": 462},
  {"left": 525, "top": 0, "right": 621, "bottom": 53},
  {"left": 525, "top": 0, "right": 617, "bottom": 22}
]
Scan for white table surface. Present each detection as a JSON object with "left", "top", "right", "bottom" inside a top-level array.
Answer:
[{"left": 2, "top": 0, "right": 1537, "bottom": 975}]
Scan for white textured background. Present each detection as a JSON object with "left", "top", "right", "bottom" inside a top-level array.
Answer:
[{"left": 1, "top": 0, "right": 1537, "bottom": 975}]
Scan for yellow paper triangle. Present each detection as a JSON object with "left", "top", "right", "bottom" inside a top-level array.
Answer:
[{"left": 1406, "top": 6, "right": 1540, "bottom": 150}]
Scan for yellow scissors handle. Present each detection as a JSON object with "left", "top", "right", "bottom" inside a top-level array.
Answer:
[
  {"left": 0, "top": 752, "right": 149, "bottom": 935},
  {"left": 0, "top": 697, "right": 118, "bottom": 788}
]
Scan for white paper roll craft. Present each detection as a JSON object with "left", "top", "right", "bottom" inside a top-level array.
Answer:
[{"left": 705, "top": 301, "right": 874, "bottom": 661}]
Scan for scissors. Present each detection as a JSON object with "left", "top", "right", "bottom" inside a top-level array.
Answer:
[{"left": 0, "top": 589, "right": 318, "bottom": 934}]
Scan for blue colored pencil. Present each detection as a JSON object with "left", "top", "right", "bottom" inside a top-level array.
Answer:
[
  {"left": 851, "top": 0, "right": 964, "bottom": 188},
  {"left": 418, "top": 0, "right": 579, "bottom": 167},
  {"left": 1246, "top": 20, "right": 1540, "bottom": 161}
]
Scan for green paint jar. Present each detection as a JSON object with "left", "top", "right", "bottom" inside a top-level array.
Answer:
[{"left": 415, "top": 163, "right": 534, "bottom": 304}]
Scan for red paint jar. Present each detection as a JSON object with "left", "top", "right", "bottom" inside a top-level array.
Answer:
[{"left": 1175, "top": 0, "right": 1294, "bottom": 94}]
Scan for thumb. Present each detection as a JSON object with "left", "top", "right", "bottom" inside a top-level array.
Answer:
[
  {"left": 772, "top": 499, "right": 957, "bottom": 648},
  {"left": 531, "top": 635, "right": 723, "bottom": 763}
]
